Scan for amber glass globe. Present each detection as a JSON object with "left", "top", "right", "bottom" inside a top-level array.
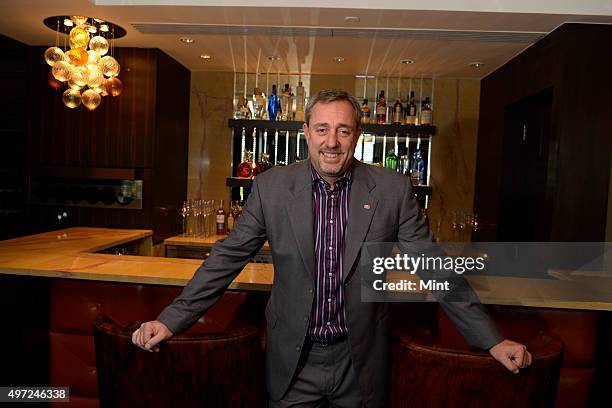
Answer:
[
  {"left": 89, "top": 36, "right": 109, "bottom": 56},
  {"left": 52, "top": 60, "right": 72, "bottom": 82},
  {"left": 44, "top": 47, "right": 65, "bottom": 66},
  {"left": 99, "top": 56, "right": 120, "bottom": 77},
  {"left": 87, "top": 50, "right": 100, "bottom": 65},
  {"left": 82, "top": 89, "right": 101, "bottom": 110},
  {"left": 105, "top": 77, "right": 123, "bottom": 97},
  {"left": 70, "top": 66, "right": 88, "bottom": 87},
  {"left": 66, "top": 47, "right": 89, "bottom": 66},
  {"left": 67, "top": 77, "right": 84, "bottom": 90},
  {"left": 62, "top": 89, "right": 82, "bottom": 108},
  {"left": 69, "top": 27, "right": 90, "bottom": 49},
  {"left": 47, "top": 71, "right": 63, "bottom": 89},
  {"left": 85, "top": 65, "right": 105, "bottom": 88}
]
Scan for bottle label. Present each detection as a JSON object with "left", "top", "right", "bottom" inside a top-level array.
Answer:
[
  {"left": 393, "top": 108, "right": 402, "bottom": 123},
  {"left": 216, "top": 215, "right": 225, "bottom": 224},
  {"left": 376, "top": 106, "right": 386, "bottom": 115},
  {"left": 421, "top": 111, "right": 432, "bottom": 125}
]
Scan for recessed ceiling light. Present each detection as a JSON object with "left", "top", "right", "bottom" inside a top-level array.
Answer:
[
  {"left": 355, "top": 75, "right": 376, "bottom": 79},
  {"left": 333, "top": 56, "right": 345, "bottom": 62},
  {"left": 344, "top": 16, "right": 360, "bottom": 22},
  {"left": 100, "top": 24, "right": 109, "bottom": 32},
  {"left": 400, "top": 59, "right": 415, "bottom": 65},
  {"left": 267, "top": 55, "right": 281, "bottom": 61},
  {"left": 179, "top": 37, "right": 194, "bottom": 44},
  {"left": 470, "top": 62, "right": 485, "bottom": 68},
  {"left": 200, "top": 54, "right": 212, "bottom": 60},
  {"left": 63, "top": 18, "right": 73, "bottom": 27}
]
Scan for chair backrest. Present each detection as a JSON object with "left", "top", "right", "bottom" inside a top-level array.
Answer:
[
  {"left": 93, "top": 315, "right": 265, "bottom": 408},
  {"left": 390, "top": 327, "right": 563, "bottom": 408}
]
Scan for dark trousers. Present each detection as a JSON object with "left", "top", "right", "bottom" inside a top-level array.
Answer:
[{"left": 269, "top": 339, "right": 363, "bottom": 408}]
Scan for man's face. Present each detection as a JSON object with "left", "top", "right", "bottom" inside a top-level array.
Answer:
[{"left": 304, "top": 100, "right": 360, "bottom": 184}]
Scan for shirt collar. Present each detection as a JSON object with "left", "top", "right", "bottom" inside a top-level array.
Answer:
[{"left": 310, "top": 161, "right": 354, "bottom": 190}]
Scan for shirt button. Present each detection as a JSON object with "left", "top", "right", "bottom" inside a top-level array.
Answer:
[
  {"left": 296, "top": 345, "right": 301, "bottom": 352},
  {"left": 309, "top": 288, "right": 314, "bottom": 294},
  {"left": 326, "top": 322, "right": 331, "bottom": 326},
  {"left": 328, "top": 273, "right": 332, "bottom": 277},
  {"left": 304, "top": 316, "right": 309, "bottom": 322},
  {"left": 329, "top": 246, "right": 333, "bottom": 251},
  {"left": 327, "top": 298, "right": 332, "bottom": 303},
  {"left": 330, "top": 220, "right": 334, "bottom": 224}
]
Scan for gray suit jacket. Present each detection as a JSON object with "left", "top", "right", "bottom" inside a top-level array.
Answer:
[{"left": 158, "top": 159, "right": 503, "bottom": 407}]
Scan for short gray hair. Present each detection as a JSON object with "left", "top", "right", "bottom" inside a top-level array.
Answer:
[{"left": 305, "top": 89, "right": 361, "bottom": 129}]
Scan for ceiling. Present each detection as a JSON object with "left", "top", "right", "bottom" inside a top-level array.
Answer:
[{"left": 1, "top": 1, "right": 611, "bottom": 78}]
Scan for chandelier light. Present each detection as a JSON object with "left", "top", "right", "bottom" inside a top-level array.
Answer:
[{"left": 43, "top": 16, "right": 126, "bottom": 111}]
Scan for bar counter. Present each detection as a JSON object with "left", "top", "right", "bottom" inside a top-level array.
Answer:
[
  {"left": 1, "top": 227, "right": 611, "bottom": 311},
  {"left": 0, "top": 227, "right": 273, "bottom": 290}
]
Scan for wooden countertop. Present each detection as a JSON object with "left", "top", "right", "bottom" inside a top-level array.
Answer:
[
  {"left": 164, "top": 234, "right": 271, "bottom": 250},
  {"left": 1, "top": 228, "right": 610, "bottom": 310},
  {"left": 0, "top": 227, "right": 273, "bottom": 290}
]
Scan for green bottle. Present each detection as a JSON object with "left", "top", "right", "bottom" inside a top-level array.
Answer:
[{"left": 385, "top": 149, "right": 398, "bottom": 170}]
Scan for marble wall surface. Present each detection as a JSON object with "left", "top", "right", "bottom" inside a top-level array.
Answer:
[
  {"left": 187, "top": 72, "right": 481, "bottom": 241},
  {"left": 188, "top": 71, "right": 235, "bottom": 202},
  {"left": 428, "top": 78, "right": 481, "bottom": 241}
]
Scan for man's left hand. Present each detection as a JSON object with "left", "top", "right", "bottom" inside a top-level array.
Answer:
[{"left": 489, "top": 339, "right": 532, "bottom": 374}]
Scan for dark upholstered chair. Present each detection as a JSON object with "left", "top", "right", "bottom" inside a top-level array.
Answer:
[
  {"left": 93, "top": 315, "right": 265, "bottom": 408},
  {"left": 390, "top": 324, "right": 564, "bottom": 408}
]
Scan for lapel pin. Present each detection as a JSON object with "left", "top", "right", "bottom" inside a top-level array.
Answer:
[{"left": 363, "top": 204, "right": 370, "bottom": 210}]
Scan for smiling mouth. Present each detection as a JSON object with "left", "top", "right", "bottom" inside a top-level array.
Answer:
[{"left": 321, "top": 152, "right": 342, "bottom": 159}]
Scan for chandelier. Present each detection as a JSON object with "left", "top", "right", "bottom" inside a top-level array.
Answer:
[{"left": 43, "top": 16, "right": 126, "bottom": 110}]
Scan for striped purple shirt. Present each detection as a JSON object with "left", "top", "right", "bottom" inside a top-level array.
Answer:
[{"left": 308, "top": 165, "right": 352, "bottom": 342}]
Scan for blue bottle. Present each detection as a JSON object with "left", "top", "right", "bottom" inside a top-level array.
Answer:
[{"left": 268, "top": 84, "right": 279, "bottom": 121}]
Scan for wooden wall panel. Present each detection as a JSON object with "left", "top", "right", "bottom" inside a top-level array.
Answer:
[{"left": 474, "top": 23, "right": 612, "bottom": 242}]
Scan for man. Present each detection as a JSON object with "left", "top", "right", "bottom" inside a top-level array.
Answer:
[{"left": 133, "top": 89, "right": 532, "bottom": 407}]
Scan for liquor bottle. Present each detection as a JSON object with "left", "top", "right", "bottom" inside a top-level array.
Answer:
[
  {"left": 240, "top": 96, "right": 252, "bottom": 120},
  {"left": 216, "top": 200, "right": 226, "bottom": 235},
  {"left": 385, "top": 149, "right": 398, "bottom": 170},
  {"left": 375, "top": 90, "right": 387, "bottom": 124},
  {"left": 392, "top": 95, "right": 404, "bottom": 125},
  {"left": 406, "top": 91, "right": 417, "bottom": 125},
  {"left": 226, "top": 209, "right": 235, "bottom": 233},
  {"left": 254, "top": 152, "right": 273, "bottom": 176},
  {"left": 236, "top": 150, "right": 255, "bottom": 178},
  {"left": 234, "top": 95, "right": 246, "bottom": 119},
  {"left": 280, "top": 83, "right": 292, "bottom": 121},
  {"left": 294, "top": 81, "right": 305, "bottom": 121},
  {"left": 268, "top": 85, "right": 279, "bottom": 120},
  {"left": 420, "top": 96, "right": 433, "bottom": 125},
  {"left": 360, "top": 99, "right": 371, "bottom": 124},
  {"left": 410, "top": 149, "right": 425, "bottom": 185},
  {"left": 252, "top": 87, "right": 266, "bottom": 119}
]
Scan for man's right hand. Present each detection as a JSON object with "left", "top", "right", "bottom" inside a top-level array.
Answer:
[{"left": 132, "top": 320, "right": 174, "bottom": 352}]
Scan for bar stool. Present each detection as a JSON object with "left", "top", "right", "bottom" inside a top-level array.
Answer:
[
  {"left": 390, "top": 324, "right": 564, "bottom": 408},
  {"left": 93, "top": 315, "right": 265, "bottom": 408}
]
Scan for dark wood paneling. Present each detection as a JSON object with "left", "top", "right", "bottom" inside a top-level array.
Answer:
[
  {"left": 474, "top": 23, "right": 612, "bottom": 242},
  {"left": 24, "top": 47, "right": 189, "bottom": 241},
  {"left": 152, "top": 50, "right": 190, "bottom": 243},
  {"left": 0, "top": 34, "right": 29, "bottom": 239},
  {"left": 28, "top": 47, "right": 157, "bottom": 169}
]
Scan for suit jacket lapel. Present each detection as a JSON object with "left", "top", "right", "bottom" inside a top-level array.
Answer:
[
  {"left": 343, "top": 161, "right": 378, "bottom": 282},
  {"left": 286, "top": 161, "right": 316, "bottom": 280}
]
